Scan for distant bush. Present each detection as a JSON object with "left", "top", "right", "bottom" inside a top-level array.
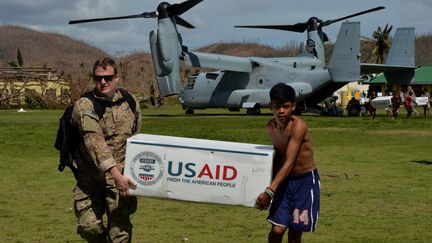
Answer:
[{"left": 23, "top": 91, "right": 63, "bottom": 109}]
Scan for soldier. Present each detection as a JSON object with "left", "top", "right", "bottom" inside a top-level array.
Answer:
[
  {"left": 323, "top": 95, "right": 338, "bottom": 116},
  {"left": 71, "top": 57, "right": 141, "bottom": 242},
  {"left": 255, "top": 83, "right": 320, "bottom": 243}
]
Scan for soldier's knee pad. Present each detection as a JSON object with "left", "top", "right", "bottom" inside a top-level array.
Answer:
[{"left": 77, "top": 220, "right": 105, "bottom": 239}]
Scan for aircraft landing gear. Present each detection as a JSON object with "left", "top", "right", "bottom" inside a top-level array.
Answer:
[
  {"left": 185, "top": 108, "right": 195, "bottom": 115},
  {"left": 246, "top": 104, "right": 261, "bottom": 115}
]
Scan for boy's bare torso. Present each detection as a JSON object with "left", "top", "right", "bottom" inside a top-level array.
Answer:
[{"left": 267, "top": 116, "right": 316, "bottom": 176}]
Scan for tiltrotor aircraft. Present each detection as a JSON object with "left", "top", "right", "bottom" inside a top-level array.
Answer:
[{"left": 70, "top": 0, "right": 415, "bottom": 114}]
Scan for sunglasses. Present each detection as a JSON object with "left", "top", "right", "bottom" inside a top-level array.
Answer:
[{"left": 93, "top": 75, "right": 116, "bottom": 82}]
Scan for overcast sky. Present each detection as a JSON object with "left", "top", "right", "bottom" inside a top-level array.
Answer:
[{"left": 1, "top": 0, "right": 431, "bottom": 56}]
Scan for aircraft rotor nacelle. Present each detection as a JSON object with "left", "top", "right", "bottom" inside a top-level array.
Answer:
[{"left": 150, "top": 17, "right": 183, "bottom": 97}]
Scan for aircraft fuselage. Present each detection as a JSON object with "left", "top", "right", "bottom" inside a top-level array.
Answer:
[{"left": 179, "top": 56, "right": 332, "bottom": 110}]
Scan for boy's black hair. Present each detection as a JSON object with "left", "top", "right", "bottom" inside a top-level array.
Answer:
[{"left": 269, "top": 83, "right": 296, "bottom": 104}]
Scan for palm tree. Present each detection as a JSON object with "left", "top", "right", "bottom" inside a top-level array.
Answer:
[{"left": 372, "top": 24, "right": 393, "bottom": 64}]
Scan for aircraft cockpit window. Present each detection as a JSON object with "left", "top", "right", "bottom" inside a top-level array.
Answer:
[{"left": 205, "top": 73, "right": 218, "bottom": 80}]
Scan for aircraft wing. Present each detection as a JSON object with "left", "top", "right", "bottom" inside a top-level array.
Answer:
[
  {"left": 184, "top": 51, "right": 252, "bottom": 72},
  {"left": 361, "top": 63, "right": 416, "bottom": 74}
]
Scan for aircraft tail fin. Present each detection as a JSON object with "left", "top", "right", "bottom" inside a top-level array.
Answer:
[
  {"left": 386, "top": 27, "right": 415, "bottom": 66},
  {"left": 327, "top": 22, "right": 361, "bottom": 82},
  {"left": 383, "top": 27, "right": 416, "bottom": 84}
]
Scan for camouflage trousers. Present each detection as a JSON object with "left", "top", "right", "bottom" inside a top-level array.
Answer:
[{"left": 74, "top": 183, "right": 137, "bottom": 243}]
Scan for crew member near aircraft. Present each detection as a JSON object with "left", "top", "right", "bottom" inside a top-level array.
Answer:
[
  {"left": 71, "top": 57, "right": 141, "bottom": 242},
  {"left": 255, "top": 83, "right": 320, "bottom": 243}
]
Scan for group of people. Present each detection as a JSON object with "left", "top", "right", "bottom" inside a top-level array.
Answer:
[
  {"left": 403, "top": 86, "right": 431, "bottom": 118},
  {"left": 324, "top": 91, "right": 377, "bottom": 118},
  {"left": 389, "top": 86, "right": 431, "bottom": 119},
  {"left": 341, "top": 86, "right": 432, "bottom": 119},
  {"left": 66, "top": 57, "right": 320, "bottom": 243}
]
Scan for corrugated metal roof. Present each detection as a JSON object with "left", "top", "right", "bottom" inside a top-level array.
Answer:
[
  {"left": 413, "top": 66, "right": 432, "bottom": 83},
  {"left": 365, "top": 66, "right": 432, "bottom": 84}
]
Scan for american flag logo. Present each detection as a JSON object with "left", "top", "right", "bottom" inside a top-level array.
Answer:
[{"left": 139, "top": 173, "right": 154, "bottom": 181}]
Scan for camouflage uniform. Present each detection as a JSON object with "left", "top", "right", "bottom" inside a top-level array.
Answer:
[{"left": 71, "top": 89, "right": 141, "bottom": 243}]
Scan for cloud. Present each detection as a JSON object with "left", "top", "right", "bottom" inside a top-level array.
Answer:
[{"left": 0, "top": 0, "right": 430, "bottom": 55}]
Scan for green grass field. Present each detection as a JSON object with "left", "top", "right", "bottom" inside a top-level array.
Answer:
[{"left": 0, "top": 106, "right": 431, "bottom": 242}]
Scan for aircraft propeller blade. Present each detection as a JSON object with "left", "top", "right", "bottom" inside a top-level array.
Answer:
[
  {"left": 167, "top": 0, "right": 203, "bottom": 16},
  {"left": 69, "top": 0, "right": 202, "bottom": 27},
  {"left": 235, "top": 6, "right": 385, "bottom": 34},
  {"left": 321, "top": 6, "right": 385, "bottom": 27},
  {"left": 322, "top": 32, "right": 329, "bottom": 42},
  {"left": 175, "top": 16, "right": 195, "bottom": 29},
  {"left": 69, "top": 12, "right": 157, "bottom": 25},
  {"left": 235, "top": 23, "right": 308, "bottom": 33}
]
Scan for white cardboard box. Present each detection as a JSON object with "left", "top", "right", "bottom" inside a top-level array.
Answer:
[
  {"left": 371, "top": 96, "right": 392, "bottom": 108},
  {"left": 124, "top": 134, "right": 274, "bottom": 207},
  {"left": 414, "top": 96, "right": 429, "bottom": 106}
]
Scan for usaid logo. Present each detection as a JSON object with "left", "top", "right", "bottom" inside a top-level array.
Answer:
[{"left": 130, "top": 151, "right": 164, "bottom": 186}]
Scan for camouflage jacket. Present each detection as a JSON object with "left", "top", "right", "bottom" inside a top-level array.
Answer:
[{"left": 71, "top": 89, "right": 141, "bottom": 181}]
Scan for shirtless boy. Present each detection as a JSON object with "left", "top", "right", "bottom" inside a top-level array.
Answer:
[{"left": 255, "top": 83, "right": 320, "bottom": 243}]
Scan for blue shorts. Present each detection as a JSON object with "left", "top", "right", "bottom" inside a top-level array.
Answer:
[{"left": 268, "top": 169, "right": 320, "bottom": 232}]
